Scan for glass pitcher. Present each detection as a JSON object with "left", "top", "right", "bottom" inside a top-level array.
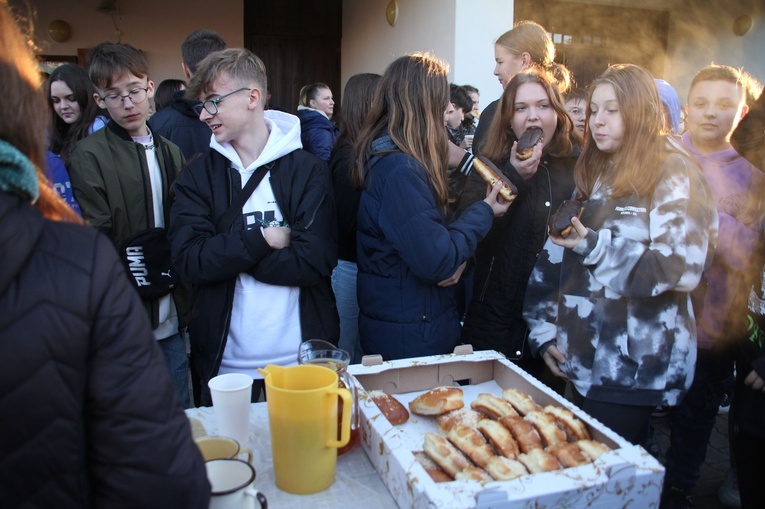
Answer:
[{"left": 297, "top": 340, "right": 359, "bottom": 455}]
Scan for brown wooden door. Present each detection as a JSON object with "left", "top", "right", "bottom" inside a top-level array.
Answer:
[{"left": 244, "top": 0, "right": 342, "bottom": 115}]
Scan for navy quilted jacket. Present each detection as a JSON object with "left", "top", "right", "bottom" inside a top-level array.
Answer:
[
  {"left": 297, "top": 108, "right": 339, "bottom": 162},
  {"left": 356, "top": 136, "right": 494, "bottom": 360},
  {"left": 0, "top": 192, "right": 209, "bottom": 508}
]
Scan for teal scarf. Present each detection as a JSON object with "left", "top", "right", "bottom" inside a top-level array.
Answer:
[{"left": 0, "top": 139, "right": 39, "bottom": 203}]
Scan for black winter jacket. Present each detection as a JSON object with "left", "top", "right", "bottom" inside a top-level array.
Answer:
[
  {"left": 169, "top": 149, "right": 340, "bottom": 404},
  {"left": 150, "top": 89, "right": 212, "bottom": 162},
  {"left": 0, "top": 192, "right": 209, "bottom": 508},
  {"left": 457, "top": 151, "right": 578, "bottom": 360}
]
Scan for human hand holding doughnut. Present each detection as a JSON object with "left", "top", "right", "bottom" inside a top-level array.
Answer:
[{"left": 550, "top": 216, "right": 587, "bottom": 249}]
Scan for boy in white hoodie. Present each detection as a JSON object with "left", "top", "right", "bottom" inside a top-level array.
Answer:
[{"left": 168, "top": 48, "right": 339, "bottom": 405}]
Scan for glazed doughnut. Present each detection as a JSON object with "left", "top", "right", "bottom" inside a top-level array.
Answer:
[
  {"left": 470, "top": 393, "right": 519, "bottom": 419},
  {"left": 546, "top": 442, "right": 592, "bottom": 468},
  {"left": 413, "top": 451, "right": 453, "bottom": 483},
  {"left": 524, "top": 411, "right": 567, "bottom": 448},
  {"left": 368, "top": 390, "right": 410, "bottom": 425},
  {"left": 498, "top": 415, "right": 543, "bottom": 453},
  {"left": 516, "top": 126, "right": 544, "bottom": 160},
  {"left": 548, "top": 199, "right": 584, "bottom": 238},
  {"left": 502, "top": 388, "right": 543, "bottom": 416},
  {"left": 472, "top": 156, "right": 518, "bottom": 202},
  {"left": 576, "top": 439, "right": 611, "bottom": 460},
  {"left": 543, "top": 405, "right": 591, "bottom": 441},
  {"left": 423, "top": 432, "right": 472, "bottom": 478},
  {"left": 477, "top": 418, "right": 520, "bottom": 459},
  {"left": 447, "top": 424, "right": 495, "bottom": 469},
  {"left": 437, "top": 408, "right": 484, "bottom": 435},
  {"left": 518, "top": 448, "right": 562, "bottom": 473},
  {"left": 484, "top": 455, "right": 529, "bottom": 481},
  {"left": 409, "top": 386, "right": 464, "bottom": 416}
]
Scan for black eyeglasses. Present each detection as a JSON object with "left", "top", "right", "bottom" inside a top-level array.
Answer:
[
  {"left": 194, "top": 87, "right": 252, "bottom": 116},
  {"left": 100, "top": 87, "right": 149, "bottom": 108}
]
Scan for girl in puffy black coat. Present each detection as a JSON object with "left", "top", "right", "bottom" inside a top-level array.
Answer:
[
  {"left": 0, "top": 7, "right": 209, "bottom": 508},
  {"left": 458, "top": 66, "right": 580, "bottom": 387}
]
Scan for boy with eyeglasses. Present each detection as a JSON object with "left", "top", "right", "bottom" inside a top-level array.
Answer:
[
  {"left": 168, "top": 48, "right": 339, "bottom": 405},
  {"left": 68, "top": 43, "right": 191, "bottom": 408}
]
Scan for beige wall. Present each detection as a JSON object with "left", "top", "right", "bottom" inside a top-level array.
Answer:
[
  {"left": 341, "top": 0, "right": 456, "bottom": 85},
  {"left": 23, "top": 0, "right": 243, "bottom": 86}
]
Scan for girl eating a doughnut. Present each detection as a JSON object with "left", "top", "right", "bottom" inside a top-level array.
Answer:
[
  {"left": 523, "top": 64, "right": 718, "bottom": 444},
  {"left": 352, "top": 53, "right": 511, "bottom": 360},
  {"left": 458, "top": 66, "right": 580, "bottom": 391}
]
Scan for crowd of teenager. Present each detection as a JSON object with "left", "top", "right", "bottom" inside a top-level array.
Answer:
[{"left": 1, "top": 4, "right": 764, "bottom": 508}]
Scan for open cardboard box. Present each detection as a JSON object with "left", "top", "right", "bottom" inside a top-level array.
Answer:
[{"left": 348, "top": 348, "right": 664, "bottom": 509}]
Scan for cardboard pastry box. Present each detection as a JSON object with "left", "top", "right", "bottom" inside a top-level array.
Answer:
[{"left": 348, "top": 349, "right": 664, "bottom": 509}]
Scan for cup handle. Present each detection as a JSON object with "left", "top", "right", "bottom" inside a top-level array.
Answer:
[
  {"left": 245, "top": 487, "right": 268, "bottom": 509},
  {"left": 327, "top": 387, "right": 352, "bottom": 448},
  {"left": 240, "top": 447, "right": 253, "bottom": 464}
]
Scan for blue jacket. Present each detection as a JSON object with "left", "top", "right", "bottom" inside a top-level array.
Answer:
[
  {"left": 356, "top": 136, "right": 494, "bottom": 360},
  {"left": 296, "top": 108, "right": 339, "bottom": 162}
]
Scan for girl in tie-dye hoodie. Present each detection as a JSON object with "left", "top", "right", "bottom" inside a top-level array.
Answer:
[{"left": 523, "top": 64, "right": 718, "bottom": 444}]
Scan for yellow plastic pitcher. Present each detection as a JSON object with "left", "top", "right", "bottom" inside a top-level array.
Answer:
[{"left": 258, "top": 364, "right": 352, "bottom": 494}]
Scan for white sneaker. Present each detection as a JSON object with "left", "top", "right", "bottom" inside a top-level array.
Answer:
[{"left": 718, "top": 470, "right": 741, "bottom": 509}]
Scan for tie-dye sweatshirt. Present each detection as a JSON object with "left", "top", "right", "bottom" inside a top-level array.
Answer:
[{"left": 523, "top": 143, "right": 718, "bottom": 407}]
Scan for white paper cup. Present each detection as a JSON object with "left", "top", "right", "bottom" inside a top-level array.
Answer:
[{"left": 208, "top": 373, "right": 253, "bottom": 448}]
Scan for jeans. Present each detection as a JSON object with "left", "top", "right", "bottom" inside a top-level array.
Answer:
[
  {"left": 663, "top": 346, "right": 734, "bottom": 489},
  {"left": 158, "top": 332, "right": 191, "bottom": 408},
  {"left": 332, "top": 260, "right": 363, "bottom": 364}
]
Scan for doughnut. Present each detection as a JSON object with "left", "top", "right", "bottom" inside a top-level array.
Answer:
[
  {"left": 477, "top": 418, "right": 520, "bottom": 459},
  {"left": 516, "top": 126, "right": 544, "bottom": 160},
  {"left": 576, "top": 439, "right": 611, "bottom": 460},
  {"left": 498, "top": 415, "right": 543, "bottom": 453},
  {"left": 437, "top": 408, "right": 484, "bottom": 435},
  {"left": 546, "top": 442, "right": 592, "bottom": 468},
  {"left": 524, "top": 411, "right": 567, "bottom": 448},
  {"left": 409, "top": 386, "right": 464, "bottom": 416},
  {"left": 518, "top": 448, "right": 562, "bottom": 473},
  {"left": 454, "top": 465, "right": 494, "bottom": 483},
  {"left": 548, "top": 199, "right": 584, "bottom": 238},
  {"left": 447, "top": 424, "right": 495, "bottom": 469},
  {"left": 543, "top": 405, "right": 591, "bottom": 441},
  {"left": 502, "top": 388, "right": 543, "bottom": 416},
  {"left": 471, "top": 393, "right": 519, "bottom": 419},
  {"left": 484, "top": 455, "right": 529, "bottom": 481},
  {"left": 423, "top": 432, "right": 472, "bottom": 478},
  {"left": 472, "top": 156, "right": 518, "bottom": 202},
  {"left": 368, "top": 390, "right": 410, "bottom": 425},
  {"left": 413, "top": 451, "right": 453, "bottom": 483}
]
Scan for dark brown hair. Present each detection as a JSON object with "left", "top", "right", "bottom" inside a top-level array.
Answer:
[
  {"left": 482, "top": 66, "right": 580, "bottom": 164},
  {"left": 87, "top": 42, "right": 149, "bottom": 90},
  {"left": 352, "top": 53, "right": 451, "bottom": 212},
  {"left": 46, "top": 63, "right": 104, "bottom": 162}
]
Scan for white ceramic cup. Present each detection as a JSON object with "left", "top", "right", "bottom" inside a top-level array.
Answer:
[
  {"left": 208, "top": 373, "right": 253, "bottom": 448},
  {"left": 206, "top": 459, "right": 267, "bottom": 509}
]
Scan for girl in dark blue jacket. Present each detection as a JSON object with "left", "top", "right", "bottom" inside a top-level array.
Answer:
[{"left": 352, "top": 53, "right": 511, "bottom": 360}]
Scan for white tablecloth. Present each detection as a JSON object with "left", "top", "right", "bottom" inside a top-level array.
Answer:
[{"left": 186, "top": 403, "right": 397, "bottom": 508}]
